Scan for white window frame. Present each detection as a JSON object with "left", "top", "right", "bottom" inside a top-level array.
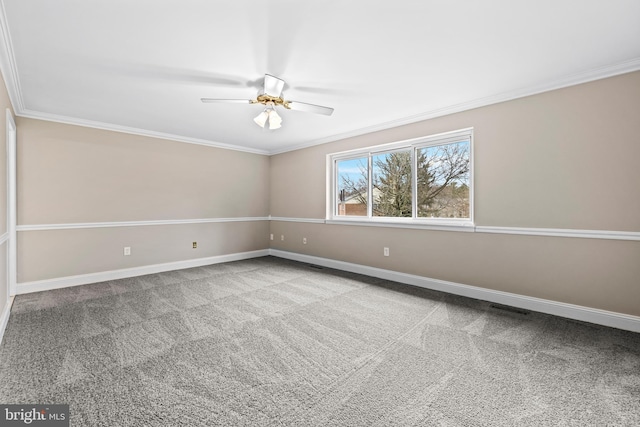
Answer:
[{"left": 327, "top": 128, "right": 474, "bottom": 231}]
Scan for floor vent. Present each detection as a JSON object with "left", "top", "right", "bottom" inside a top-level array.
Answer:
[
  {"left": 490, "top": 304, "right": 530, "bottom": 315},
  {"left": 307, "top": 264, "right": 324, "bottom": 270}
]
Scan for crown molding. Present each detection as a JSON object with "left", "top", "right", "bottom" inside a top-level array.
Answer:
[
  {"left": 0, "top": 0, "right": 24, "bottom": 112},
  {"left": 270, "top": 58, "right": 640, "bottom": 155},
  {"left": 17, "top": 109, "right": 271, "bottom": 155}
]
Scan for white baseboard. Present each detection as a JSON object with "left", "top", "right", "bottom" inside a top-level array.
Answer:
[
  {"left": 10, "top": 248, "right": 640, "bottom": 333},
  {"left": 0, "top": 296, "right": 14, "bottom": 345},
  {"left": 269, "top": 249, "right": 640, "bottom": 333},
  {"left": 16, "top": 249, "right": 270, "bottom": 295}
]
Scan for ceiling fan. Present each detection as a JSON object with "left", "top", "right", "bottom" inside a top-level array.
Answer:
[{"left": 201, "top": 74, "right": 334, "bottom": 130}]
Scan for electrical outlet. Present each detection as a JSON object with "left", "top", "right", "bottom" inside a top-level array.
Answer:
[
  {"left": 192, "top": 242, "right": 197, "bottom": 249},
  {"left": 124, "top": 247, "right": 131, "bottom": 256},
  {"left": 270, "top": 233, "right": 274, "bottom": 241},
  {"left": 281, "top": 235, "right": 284, "bottom": 241},
  {"left": 303, "top": 237, "right": 307, "bottom": 245},
  {"left": 383, "top": 247, "right": 389, "bottom": 257}
]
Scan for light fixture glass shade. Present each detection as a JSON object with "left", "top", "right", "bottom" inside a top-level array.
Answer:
[
  {"left": 268, "top": 110, "right": 282, "bottom": 129},
  {"left": 253, "top": 110, "right": 269, "bottom": 128}
]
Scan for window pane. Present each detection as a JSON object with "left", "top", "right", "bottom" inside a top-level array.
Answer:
[
  {"left": 372, "top": 150, "right": 412, "bottom": 217},
  {"left": 336, "top": 157, "right": 368, "bottom": 216},
  {"left": 417, "top": 141, "right": 470, "bottom": 218}
]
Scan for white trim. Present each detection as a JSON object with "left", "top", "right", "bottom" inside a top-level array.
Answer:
[
  {"left": 325, "top": 154, "right": 332, "bottom": 220},
  {"left": 0, "top": 2, "right": 24, "bottom": 112},
  {"left": 325, "top": 219, "right": 474, "bottom": 232},
  {"left": 269, "top": 216, "right": 325, "bottom": 224},
  {"left": 0, "top": 231, "right": 6, "bottom": 245},
  {"left": 0, "top": 295, "right": 13, "bottom": 346},
  {"left": 6, "top": 108, "right": 15, "bottom": 296},
  {"left": 16, "top": 249, "right": 270, "bottom": 294},
  {"left": 270, "top": 59, "right": 640, "bottom": 155},
  {"left": 17, "top": 216, "right": 270, "bottom": 232},
  {"left": 475, "top": 226, "right": 640, "bottom": 241},
  {"left": 11, "top": 220, "right": 640, "bottom": 241},
  {"left": 17, "top": 109, "right": 271, "bottom": 155},
  {"left": 270, "top": 217, "right": 640, "bottom": 241},
  {"left": 269, "top": 249, "right": 640, "bottom": 333}
]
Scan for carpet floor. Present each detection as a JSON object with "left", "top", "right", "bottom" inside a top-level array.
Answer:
[{"left": 0, "top": 256, "right": 638, "bottom": 426}]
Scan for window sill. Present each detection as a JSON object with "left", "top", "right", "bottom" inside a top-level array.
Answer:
[{"left": 325, "top": 217, "right": 475, "bottom": 232}]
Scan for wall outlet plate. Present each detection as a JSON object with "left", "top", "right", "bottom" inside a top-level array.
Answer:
[{"left": 124, "top": 247, "right": 131, "bottom": 256}]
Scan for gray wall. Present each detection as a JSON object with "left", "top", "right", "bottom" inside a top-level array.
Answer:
[
  {"left": 269, "top": 71, "right": 640, "bottom": 317},
  {"left": 17, "top": 118, "right": 270, "bottom": 283}
]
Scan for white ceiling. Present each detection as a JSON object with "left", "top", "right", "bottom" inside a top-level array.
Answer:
[{"left": 0, "top": 1, "right": 639, "bottom": 155}]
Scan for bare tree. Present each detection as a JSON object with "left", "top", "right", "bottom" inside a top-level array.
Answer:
[{"left": 417, "top": 142, "right": 469, "bottom": 217}]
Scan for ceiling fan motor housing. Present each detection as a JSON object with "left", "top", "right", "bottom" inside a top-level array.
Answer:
[{"left": 252, "top": 94, "right": 291, "bottom": 109}]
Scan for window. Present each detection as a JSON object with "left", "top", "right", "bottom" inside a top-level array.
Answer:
[{"left": 330, "top": 129, "right": 473, "bottom": 227}]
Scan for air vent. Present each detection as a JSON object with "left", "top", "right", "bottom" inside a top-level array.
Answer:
[
  {"left": 490, "top": 304, "right": 530, "bottom": 315},
  {"left": 307, "top": 264, "right": 324, "bottom": 270}
]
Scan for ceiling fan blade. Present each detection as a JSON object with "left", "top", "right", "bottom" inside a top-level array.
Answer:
[
  {"left": 201, "top": 98, "right": 252, "bottom": 104},
  {"left": 287, "top": 100, "right": 334, "bottom": 116},
  {"left": 263, "top": 74, "right": 285, "bottom": 97}
]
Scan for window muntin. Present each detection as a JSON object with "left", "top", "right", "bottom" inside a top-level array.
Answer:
[{"left": 331, "top": 129, "right": 472, "bottom": 225}]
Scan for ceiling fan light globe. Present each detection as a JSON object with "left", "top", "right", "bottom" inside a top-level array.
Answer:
[
  {"left": 253, "top": 110, "right": 269, "bottom": 128},
  {"left": 268, "top": 110, "right": 282, "bottom": 129},
  {"left": 269, "top": 119, "right": 282, "bottom": 130}
]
